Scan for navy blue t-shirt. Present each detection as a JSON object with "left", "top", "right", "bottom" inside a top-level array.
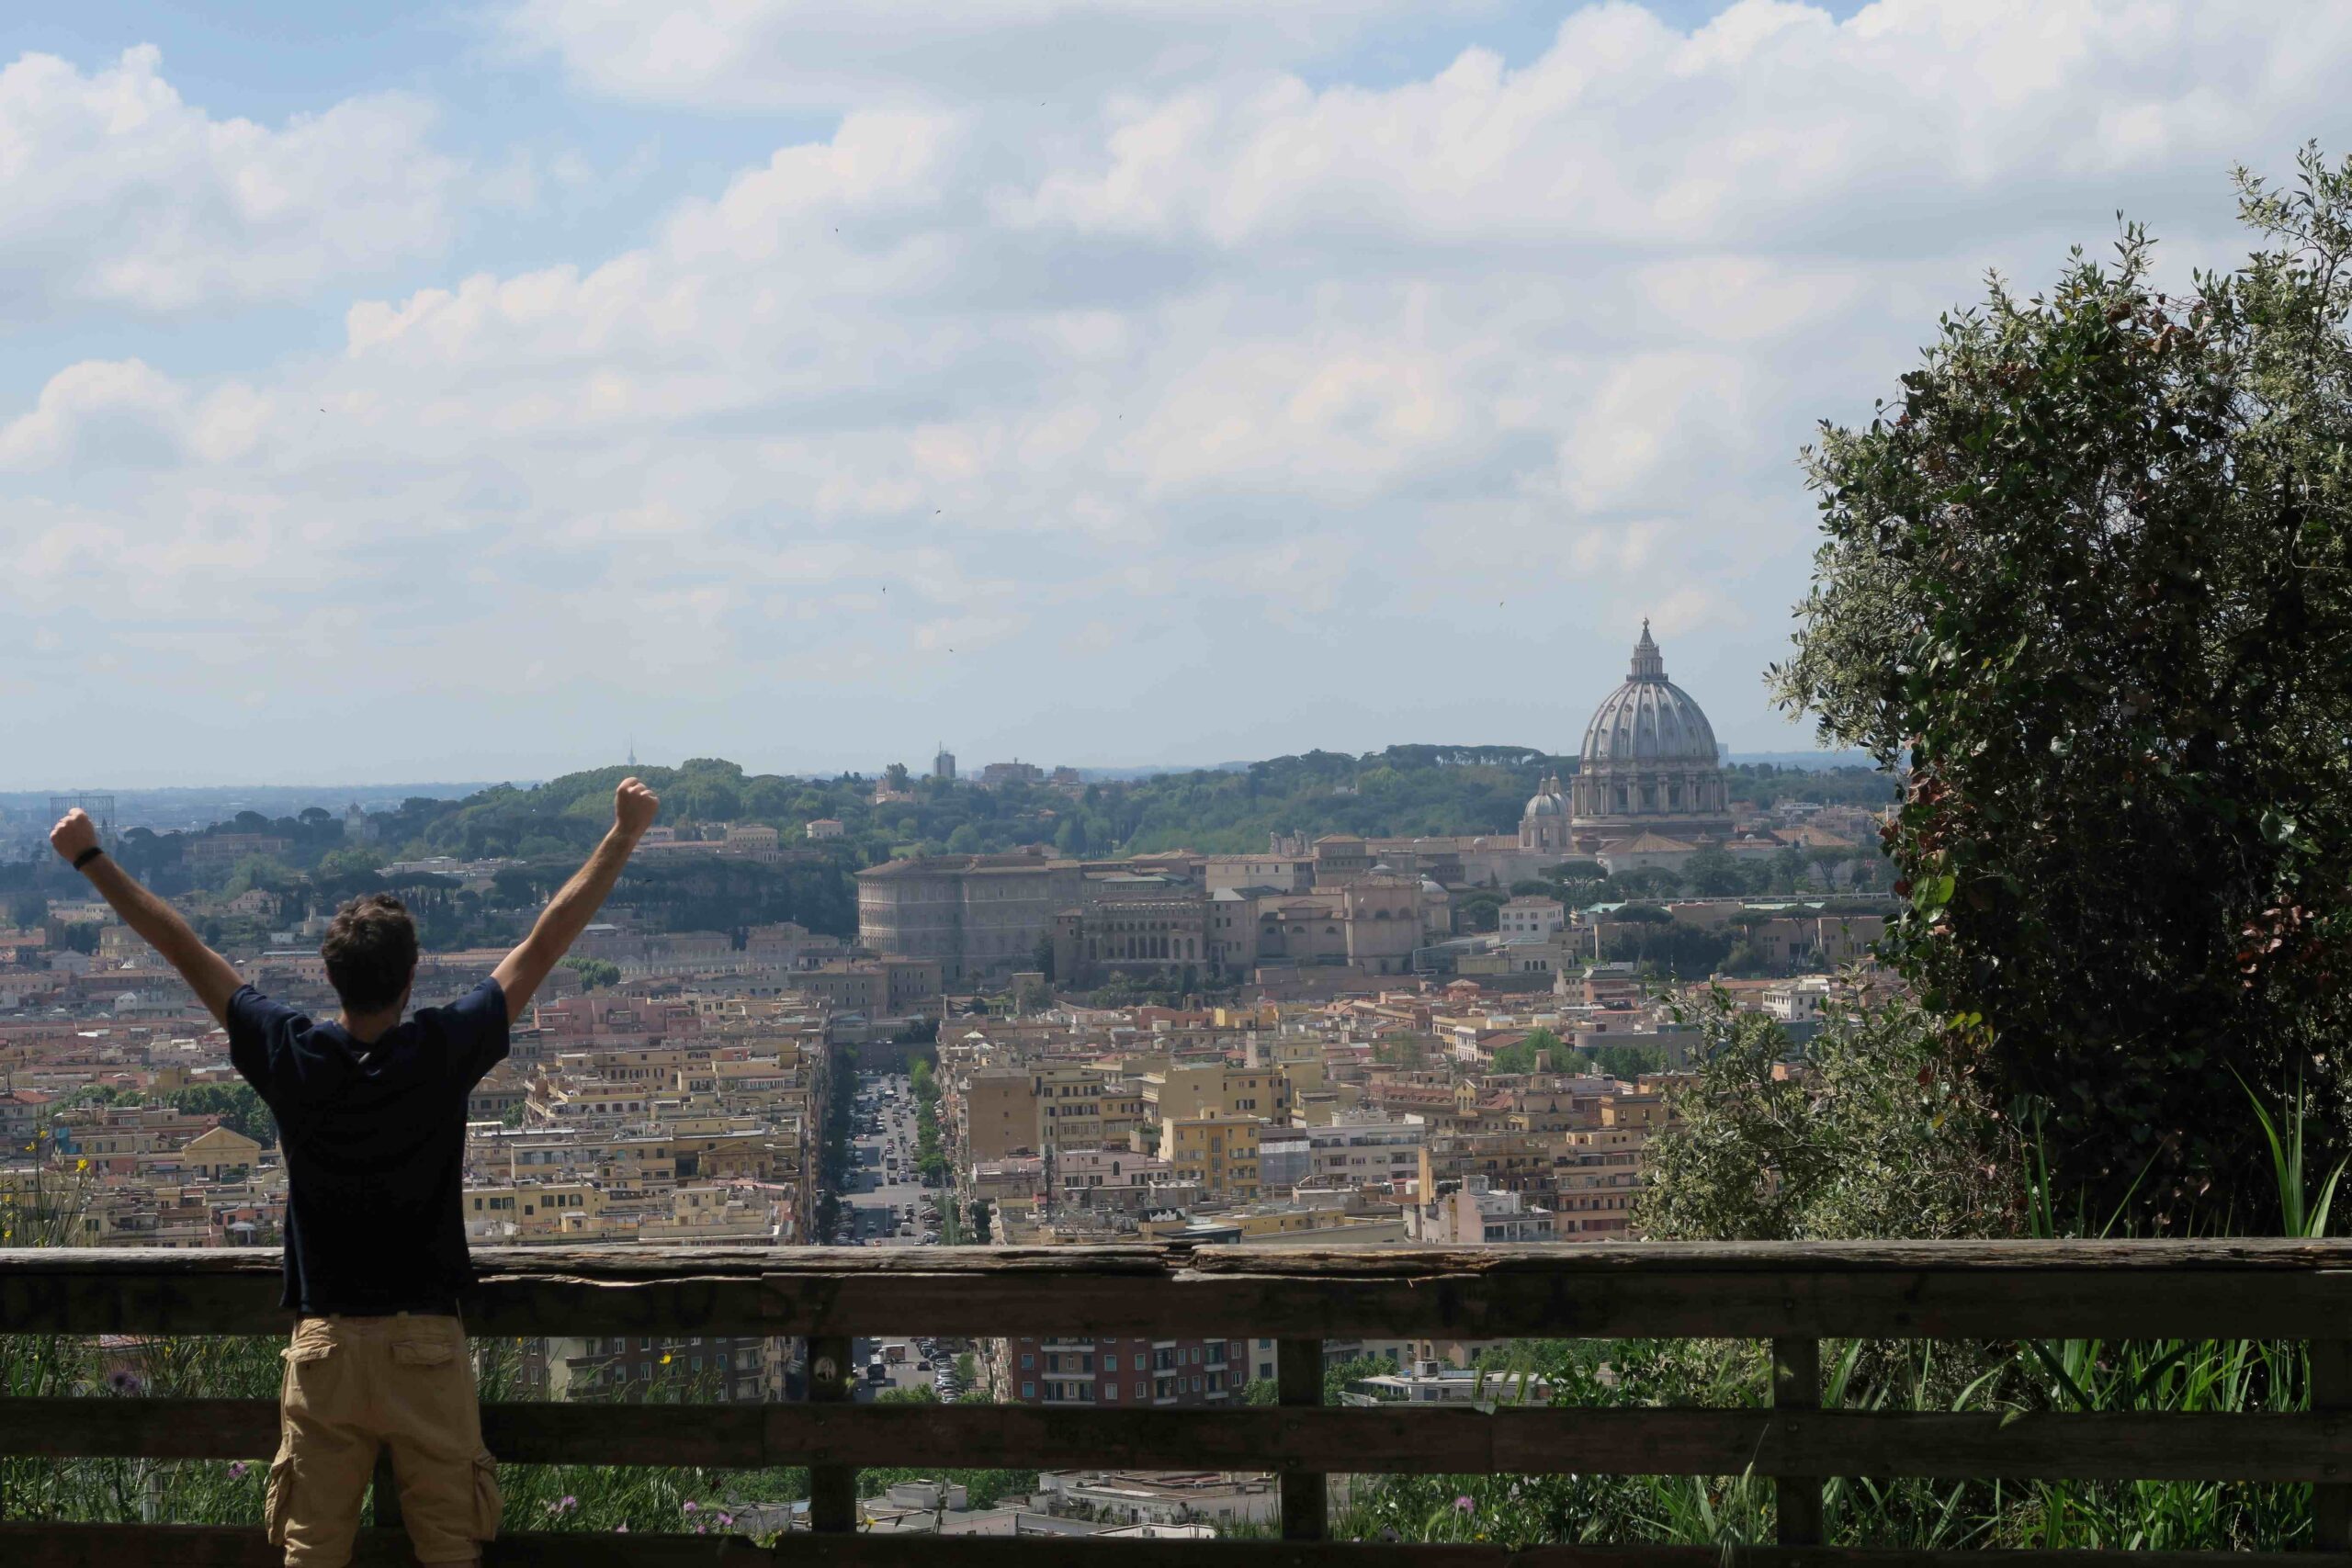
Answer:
[{"left": 226, "top": 979, "right": 509, "bottom": 1314}]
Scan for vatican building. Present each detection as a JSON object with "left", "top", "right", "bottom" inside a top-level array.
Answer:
[{"left": 1521, "top": 621, "right": 1732, "bottom": 855}]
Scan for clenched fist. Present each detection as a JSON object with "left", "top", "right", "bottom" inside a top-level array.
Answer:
[
  {"left": 614, "top": 777, "right": 661, "bottom": 839},
  {"left": 51, "top": 808, "right": 101, "bottom": 867}
]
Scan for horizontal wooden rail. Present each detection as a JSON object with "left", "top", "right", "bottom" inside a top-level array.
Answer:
[
  {"left": 3, "top": 1395, "right": 2346, "bottom": 1482},
  {"left": 7, "top": 1239, "right": 2352, "bottom": 1338},
  {"left": 9, "top": 1242, "right": 2352, "bottom": 1564},
  {"left": 1, "top": 1526, "right": 2348, "bottom": 1567}
]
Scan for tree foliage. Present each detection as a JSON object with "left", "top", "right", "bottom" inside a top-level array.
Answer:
[
  {"left": 1773, "top": 149, "right": 2352, "bottom": 1225},
  {"left": 560, "top": 956, "right": 621, "bottom": 991},
  {"left": 1638, "top": 991, "right": 2015, "bottom": 1242}
]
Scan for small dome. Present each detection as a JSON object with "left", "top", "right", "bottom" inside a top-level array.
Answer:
[
  {"left": 1579, "top": 623, "right": 1719, "bottom": 767},
  {"left": 1523, "top": 771, "right": 1566, "bottom": 816}
]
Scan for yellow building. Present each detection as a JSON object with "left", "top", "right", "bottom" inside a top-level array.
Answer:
[
  {"left": 1147, "top": 1064, "right": 1292, "bottom": 1126},
  {"left": 465, "top": 1180, "right": 604, "bottom": 1240},
  {"left": 1032, "top": 1065, "right": 1110, "bottom": 1149},
  {"left": 180, "top": 1125, "right": 262, "bottom": 1179},
  {"left": 961, "top": 1069, "right": 1040, "bottom": 1160},
  {"left": 1162, "top": 1115, "right": 1262, "bottom": 1200}
]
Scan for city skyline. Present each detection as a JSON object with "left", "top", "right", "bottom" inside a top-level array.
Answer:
[{"left": 8, "top": 2, "right": 2352, "bottom": 789}]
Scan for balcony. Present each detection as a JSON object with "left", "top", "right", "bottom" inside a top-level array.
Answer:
[{"left": 3, "top": 1239, "right": 2351, "bottom": 1563}]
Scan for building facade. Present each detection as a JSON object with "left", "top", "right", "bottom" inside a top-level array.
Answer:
[
  {"left": 995, "top": 1336, "right": 1251, "bottom": 1407},
  {"left": 856, "top": 854, "right": 1087, "bottom": 983},
  {"left": 1566, "top": 622, "right": 1733, "bottom": 844}
]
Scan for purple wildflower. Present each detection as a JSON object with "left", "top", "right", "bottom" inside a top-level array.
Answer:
[
  {"left": 1454, "top": 1495, "right": 1476, "bottom": 1514},
  {"left": 229, "top": 1461, "right": 248, "bottom": 1480},
  {"left": 682, "top": 1500, "right": 698, "bottom": 1513}
]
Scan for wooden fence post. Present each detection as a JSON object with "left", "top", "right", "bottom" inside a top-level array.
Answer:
[
  {"left": 808, "top": 1335, "right": 856, "bottom": 1533},
  {"left": 2316, "top": 1339, "right": 2350, "bottom": 1551},
  {"left": 1773, "top": 1336, "right": 1824, "bottom": 1548},
  {"left": 1278, "top": 1337, "right": 1328, "bottom": 1541}
]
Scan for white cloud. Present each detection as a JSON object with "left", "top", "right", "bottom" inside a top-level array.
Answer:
[
  {"left": 0, "top": 45, "right": 460, "bottom": 318},
  {"left": 1018, "top": 0, "right": 2352, "bottom": 251},
  {"left": 8, "top": 2, "right": 2352, "bottom": 779},
  {"left": 0, "top": 359, "right": 273, "bottom": 471},
  {"left": 499, "top": 0, "right": 1443, "bottom": 108}
]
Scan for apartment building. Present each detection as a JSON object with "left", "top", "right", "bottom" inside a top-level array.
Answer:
[
  {"left": 994, "top": 1336, "right": 1251, "bottom": 1407},
  {"left": 1162, "top": 1115, "right": 1261, "bottom": 1200},
  {"left": 1255, "top": 1116, "right": 1424, "bottom": 1194},
  {"left": 1408, "top": 1174, "right": 1556, "bottom": 1244}
]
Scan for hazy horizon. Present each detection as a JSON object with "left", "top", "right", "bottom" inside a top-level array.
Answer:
[{"left": 0, "top": 746, "right": 1882, "bottom": 802}]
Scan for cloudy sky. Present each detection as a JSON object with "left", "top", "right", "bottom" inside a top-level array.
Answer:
[{"left": 6, "top": 1, "right": 2349, "bottom": 788}]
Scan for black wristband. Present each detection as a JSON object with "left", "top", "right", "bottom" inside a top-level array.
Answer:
[{"left": 73, "top": 846, "right": 106, "bottom": 871}]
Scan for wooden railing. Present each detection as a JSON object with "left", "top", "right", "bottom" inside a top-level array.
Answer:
[{"left": 3, "top": 1239, "right": 2351, "bottom": 1563}]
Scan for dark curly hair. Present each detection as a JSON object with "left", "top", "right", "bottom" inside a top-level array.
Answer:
[{"left": 321, "top": 893, "right": 418, "bottom": 1014}]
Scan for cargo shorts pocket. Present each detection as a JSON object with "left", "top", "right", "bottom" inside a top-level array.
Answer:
[
  {"left": 471, "top": 1451, "right": 503, "bottom": 1540},
  {"left": 264, "top": 1449, "right": 296, "bottom": 1547}
]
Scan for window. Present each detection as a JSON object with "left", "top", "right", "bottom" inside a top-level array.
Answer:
[
  {"left": 1022, "top": 1353, "right": 1035, "bottom": 1369},
  {"left": 1104, "top": 1355, "right": 1118, "bottom": 1371},
  {"left": 1023, "top": 1382, "right": 1036, "bottom": 1399}
]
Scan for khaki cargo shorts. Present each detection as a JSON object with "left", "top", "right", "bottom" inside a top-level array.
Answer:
[{"left": 264, "top": 1314, "right": 501, "bottom": 1566}]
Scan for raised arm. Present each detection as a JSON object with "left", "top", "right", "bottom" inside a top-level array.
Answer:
[
  {"left": 492, "top": 777, "right": 659, "bottom": 1023},
  {"left": 51, "top": 810, "right": 244, "bottom": 1024}
]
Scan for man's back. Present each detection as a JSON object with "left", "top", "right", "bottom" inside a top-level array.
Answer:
[
  {"left": 229, "top": 980, "right": 509, "bottom": 1314},
  {"left": 51, "top": 778, "right": 659, "bottom": 1566}
]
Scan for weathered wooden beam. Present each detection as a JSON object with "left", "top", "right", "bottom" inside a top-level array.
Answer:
[
  {"left": 0, "top": 1524, "right": 763, "bottom": 1565},
  {"left": 776, "top": 1544, "right": 2352, "bottom": 1568},
  {"left": 2317, "top": 1339, "right": 2352, "bottom": 1551},
  {"left": 1278, "top": 1337, "right": 1329, "bottom": 1542},
  {"left": 1771, "top": 1337, "right": 1822, "bottom": 1549},
  {"left": 5, "top": 1523, "right": 2351, "bottom": 1567},
  {"left": 806, "top": 1334, "right": 855, "bottom": 1533},
  {"left": 11, "top": 1242, "right": 2352, "bottom": 1339},
  {"left": 5, "top": 1397, "right": 2349, "bottom": 1483}
]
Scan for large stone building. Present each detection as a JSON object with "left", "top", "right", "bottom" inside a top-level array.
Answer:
[
  {"left": 1520, "top": 622, "right": 1733, "bottom": 853},
  {"left": 856, "top": 853, "right": 1087, "bottom": 983}
]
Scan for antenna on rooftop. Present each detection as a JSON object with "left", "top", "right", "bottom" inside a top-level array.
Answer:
[{"left": 628, "top": 737, "right": 638, "bottom": 768}]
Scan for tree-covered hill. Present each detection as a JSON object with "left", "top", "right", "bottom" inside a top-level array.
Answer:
[
  {"left": 5, "top": 750, "right": 1894, "bottom": 945},
  {"left": 377, "top": 749, "right": 1890, "bottom": 866}
]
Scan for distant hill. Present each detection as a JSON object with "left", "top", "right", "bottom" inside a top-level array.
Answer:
[
  {"left": 1724, "top": 750, "right": 1887, "bottom": 772},
  {"left": 5, "top": 748, "right": 1895, "bottom": 944}
]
